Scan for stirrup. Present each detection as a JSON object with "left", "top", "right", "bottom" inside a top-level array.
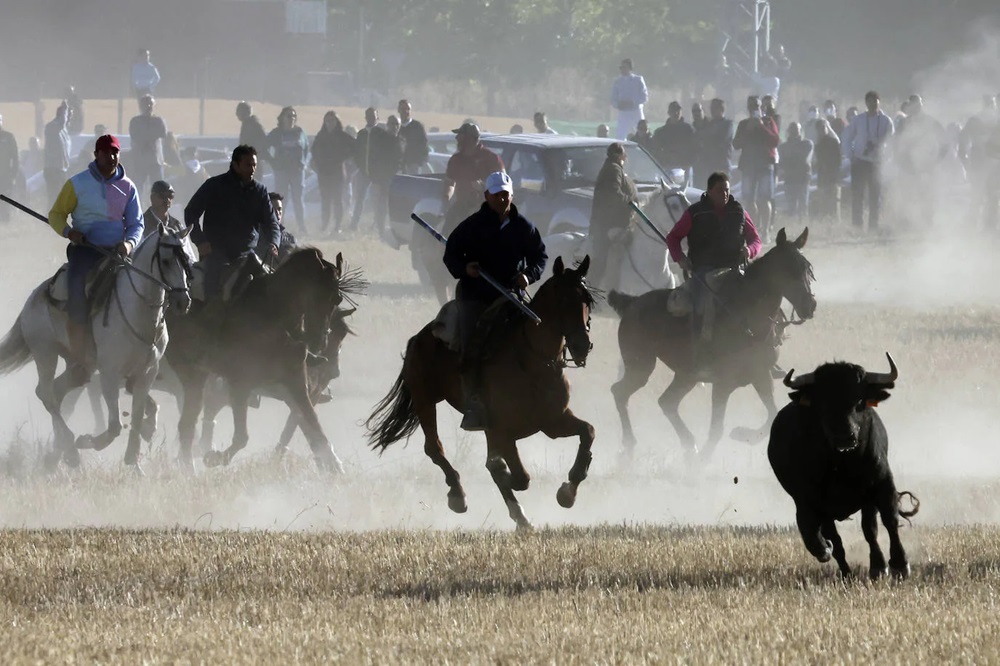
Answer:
[{"left": 460, "top": 398, "right": 487, "bottom": 432}]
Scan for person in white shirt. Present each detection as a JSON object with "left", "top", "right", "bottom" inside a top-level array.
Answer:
[
  {"left": 532, "top": 111, "right": 557, "bottom": 135},
  {"left": 132, "top": 49, "right": 161, "bottom": 101},
  {"left": 610, "top": 58, "right": 648, "bottom": 141},
  {"left": 841, "top": 90, "right": 894, "bottom": 231}
]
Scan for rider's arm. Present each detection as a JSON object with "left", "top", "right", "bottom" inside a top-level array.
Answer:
[
  {"left": 48, "top": 180, "right": 77, "bottom": 238},
  {"left": 743, "top": 211, "right": 762, "bottom": 260},
  {"left": 665, "top": 209, "right": 692, "bottom": 264}
]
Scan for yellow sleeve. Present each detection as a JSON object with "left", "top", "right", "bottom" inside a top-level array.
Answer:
[{"left": 48, "top": 180, "right": 77, "bottom": 238}]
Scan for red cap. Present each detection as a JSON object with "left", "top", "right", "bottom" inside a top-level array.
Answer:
[{"left": 95, "top": 134, "right": 121, "bottom": 152}]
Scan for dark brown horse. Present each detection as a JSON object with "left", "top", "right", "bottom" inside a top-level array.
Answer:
[
  {"left": 167, "top": 247, "right": 363, "bottom": 472},
  {"left": 366, "top": 256, "right": 596, "bottom": 530},
  {"left": 608, "top": 228, "right": 816, "bottom": 461}
]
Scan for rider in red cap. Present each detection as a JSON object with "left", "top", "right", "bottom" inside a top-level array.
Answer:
[{"left": 48, "top": 133, "right": 143, "bottom": 375}]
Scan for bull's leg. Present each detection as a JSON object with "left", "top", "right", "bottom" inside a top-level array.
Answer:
[
  {"left": 861, "top": 503, "right": 888, "bottom": 579},
  {"left": 486, "top": 432, "right": 532, "bottom": 531},
  {"left": 76, "top": 370, "right": 123, "bottom": 452},
  {"left": 796, "top": 504, "right": 832, "bottom": 563},
  {"left": 541, "top": 409, "right": 595, "bottom": 509},
  {"left": 731, "top": 374, "right": 779, "bottom": 444},
  {"left": 701, "top": 381, "right": 737, "bottom": 460},
  {"left": 658, "top": 374, "right": 699, "bottom": 452},
  {"left": 611, "top": 347, "right": 656, "bottom": 457},
  {"left": 821, "top": 520, "right": 852, "bottom": 577},
  {"left": 876, "top": 484, "right": 910, "bottom": 579}
]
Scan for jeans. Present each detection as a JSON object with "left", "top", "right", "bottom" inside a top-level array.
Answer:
[
  {"left": 316, "top": 168, "right": 344, "bottom": 230},
  {"left": 131, "top": 160, "right": 164, "bottom": 199},
  {"left": 275, "top": 168, "right": 306, "bottom": 230},
  {"left": 741, "top": 164, "right": 775, "bottom": 209},
  {"left": 785, "top": 179, "right": 809, "bottom": 220},
  {"left": 850, "top": 159, "right": 881, "bottom": 229},
  {"left": 66, "top": 244, "right": 107, "bottom": 324}
]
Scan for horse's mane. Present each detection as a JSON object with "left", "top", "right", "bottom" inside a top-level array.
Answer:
[
  {"left": 744, "top": 242, "right": 815, "bottom": 284},
  {"left": 272, "top": 246, "right": 368, "bottom": 305}
]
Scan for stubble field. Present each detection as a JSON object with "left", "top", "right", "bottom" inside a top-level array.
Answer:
[{"left": 2, "top": 127, "right": 1000, "bottom": 659}]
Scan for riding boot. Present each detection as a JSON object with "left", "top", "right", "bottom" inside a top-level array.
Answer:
[
  {"left": 460, "top": 369, "right": 487, "bottom": 432},
  {"left": 66, "top": 319, "right": 93, "bottom": 383}
]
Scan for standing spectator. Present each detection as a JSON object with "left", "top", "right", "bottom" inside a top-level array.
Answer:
[
  {"left": 823, "top": 100, "right": 847, "bottom": 138},
  {"left": 509, "top": 124, "right": 524, "bottom": 134},
  {"left": 588, "top": 142, "right": 638, "bottom": 288},
  {"left": 128, "top": 94, "right": 168, "bottom": 198},
  {"left": 732, "top": 95, "right": 780, "bottom": 241},
  {"left": 21, "top": 137, "right": 43, "bottom": 183},
  {"left": 310, "top": 110, "right": 355, "bottom": 234},
  {"left": 131, "top": 49, "right": 161, "bottom": 100},
  {"left": 235, "top": 101, "right": 268, "bottom": 154},
  {"left": 65, "top": 86, "right": 84, "bottom": 136},
  {"left": 846, "top": 107, "right": 860, "bottom": 124},
  {"left": 694, "top": 98, "right": 735, "bottom": 184},
  {"left": 442, "top": 122, "right": 504, "bottom": 235},
  {"left": 610, "top": 58, "right": 648, "bottom": 141},
  {"left": 841, "top": 90, "right": 894, "bottom": 231},
  {"left": 803, "top": 106, "right": 821, "bottom": 144},
  {"left": 0, "top": 114, "right": 19, "bottom": 220},
  {"left": 691, "top": 103, "right": 707, "bottom": 132},
  {"left": 267, "top": 106, "right": 309, "bottom": 233},
  {"left": 43, "top": 101, "right": 72, "bottom": 203},
  {"left": 894, "top": 94, "right": 948, "bottom": 224},
  {"left": 596, "top": 124, "right": 610, "bottom": 138},
  {"left": 778, "top": 122, "right": 813, "bottom": 221},
  {"left": 397, "top": 99, "right": 430, "bottom": 174},
  {"left": 351, "top": 107, "right": 382, "bottom": 230},
  {"left": 653, "top": 101, "right": 696, "bottom": 177},
  {"left": 960, "top": 95, "right": 999, "bottom": 228},
  {"left": 628, "top": 118, "right": 656, "bottom": 153},
  {"left": 368, "top": 115, "right": 404, "bottom": 236},
  {"left": 762, "top": 95, "right": 782, "bottom": 133},
  {"left": 533, "top": 112, "right": 557, "bottom": 134},
  {"left": 772, "top": 44, "right": 792, "bottom": 78},
  {"left": 813, "top": 118, "right": 842, "bottom": 220}
]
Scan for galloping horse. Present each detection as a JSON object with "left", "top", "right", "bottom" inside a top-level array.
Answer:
[
  {"left": 0, "top": 223, "right": 195, "bottom": 471},
  {"left": 366, "top": 256, "right": 596, "bottom": 530},
  {"left": 608, "top": 228, "right": 816, "bottom": 461},
  {"left": 166, "top": 247, "right": 362, "bottom": 472}
]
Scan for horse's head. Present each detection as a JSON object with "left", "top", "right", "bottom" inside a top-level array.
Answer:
[
  {"left": 534, "top": 255, "right": 596, "bottom": 367},
  {"left": 153, "top": 222, "right": 195, "bottom": 314},
  {"left": 760, "top": 227, "right": 816, "bottom": 320},
  {"left": 319, "top": 306, "right": 356, "bottom": 382}
]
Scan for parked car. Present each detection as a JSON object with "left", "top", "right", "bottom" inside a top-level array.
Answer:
[{"left": 387, "top": 134, "right": 695, "bottom": 247}]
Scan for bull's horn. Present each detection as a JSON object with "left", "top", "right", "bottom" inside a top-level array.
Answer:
[
  {"left": 865, "top": 352, "right": 898, "bottom": 385},
  {"left": 783, "top": 369, "right": 815, "bottom": 389}
]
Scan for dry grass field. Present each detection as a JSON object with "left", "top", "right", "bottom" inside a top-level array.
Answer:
[{"left": 2, "top": 98, "right": 1000, "bottom": 661}]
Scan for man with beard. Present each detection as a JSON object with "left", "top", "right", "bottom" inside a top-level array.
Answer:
[
  {"left": 48, "top": 134, "right": 143, "bottom": 372},
  {"left": 443, "top": 171, "right": 547, "bottom": 431}
]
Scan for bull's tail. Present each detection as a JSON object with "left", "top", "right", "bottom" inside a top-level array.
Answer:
[
  {"left": 365, "top": 340, "right": 419, "bottom": 452},
  {"left": 0, "top": 315, "right": 32, "bottom": 376},
  {"left": 897, "top": 491, "right": 920, "bottom": 523},
  {"left": 607, "top": 290, "right": 637, "bottom": 318}
]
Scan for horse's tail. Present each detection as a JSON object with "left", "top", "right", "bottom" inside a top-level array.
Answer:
[
  {"left": 607, "top": 290, "right": 637, "bottom": 318},
  {"left": 0, "top": 315, "right": 32, "bottom": 376},
  {"left": 366, "top": 339, "right": 420, "bottom": 452},
  {"left": 897, "top": 491, "right": 920, "bottom": 523}
]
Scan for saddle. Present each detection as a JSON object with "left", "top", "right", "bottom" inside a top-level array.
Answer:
[
  {"left": 190, "top": 253, "right": 268, "bottom": 303},
  {"left": 666, "top": 267, "right": 733, "bottom": 317},
  {"left": 45, "top": 257, "right": 119, "bottom": 313},
  {"left": 431, "top": 297, "right": 519, "bottom": 361}
]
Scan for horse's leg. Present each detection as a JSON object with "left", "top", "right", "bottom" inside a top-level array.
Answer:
[
  {"left": 700, "top": 381, "right": 737, "bottom": 461},
  {"left": 76, "top": 370, "right": 123, "bottom": 451},
  {"left": 198, "top": 377, "right": 226, "bottom": 455},
  {"left": 87, "top": 379, "right": 106, "bottom": 431},
  {"left": 280, "top": 373, "right": 344, "bottom": 474},
  {"left": 731, "top": 373, "right": 779, "bottom": 444},
  {"left": 414, "top": 397, "right": 466, "bottom": 513},
  {"left": 541, "top": 409, "right": 595, "bottom": 510},
  {"left": 33, "top": 352, "right": 75, "bottom": 470},
  {"left": 657, "top": 374, "right": 699, "bottom": 452},
  {"left": 273, "top": 409, "right": 300, "bottom": 457},
  {"left": 123, "top": 376, "right": 154, "bottom": 474},
  {"left": 611, "top": 346, "right": 656, "bottom": 458},
  {"left": 176, "top": 367, "right": 208, "bottom": 473},
  {"left": 485, "top": 431, "right": 532, "bottom": 531},
  {"left": 204, "top": 383, "right": 252, "bottom": 467},
  {"left": 140, "top": 395, "right": 158, "bottom": 444}
]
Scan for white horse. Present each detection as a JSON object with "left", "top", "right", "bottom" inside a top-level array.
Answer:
[
  {"left": 542, "top": 183, "right": 691, "bottom": 294},
  {"left": 0, "top": 223, "right": 195, "bottom": 471}
]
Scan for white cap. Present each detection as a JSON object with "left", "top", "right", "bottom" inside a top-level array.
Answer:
[{"left": 485, "top": 171, "right": 513, "bottom": 195}]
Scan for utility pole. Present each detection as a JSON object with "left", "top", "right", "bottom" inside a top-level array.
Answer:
[{"left": 357, "top": 0, "right": 366, "bottom": 95}]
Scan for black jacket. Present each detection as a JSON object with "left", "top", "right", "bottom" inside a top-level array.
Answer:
[
  {"left": 687, "top": 195, "right": 746, "bottom": 271},
  {"left": 186, "top": 169, "right": 281, "bottom": 261},
  {"left": 398, "top": 119, "right": 430, "bottom": 169},
  {"left": 239, "top": 116, "right": 269, "bottom": 156},
  {"left": 444, "top": 202, "right": 548, "bottom": 304}
]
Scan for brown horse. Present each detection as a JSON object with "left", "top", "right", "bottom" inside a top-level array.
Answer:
[
  {"left": 366, "top": 256, "right": 596, "bottom": 530},
  {"left": 167, "top": 247, "right": 363, "bottom": 472},
  {"left": 608, "top": 228, "right": 816, "bottom": 462}
]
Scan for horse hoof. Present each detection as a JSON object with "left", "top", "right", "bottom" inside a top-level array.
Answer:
[
  {"left": 869, "top": 567, "right": 889, "bottom": 581},
  {"left": 75, "top": 434, "right": 95, "bottom": 450},
  {"left": 515, "top": 520, "right": 535, "bottom": 532},
  {"left": 62, "top": 447, "right": 81, "bottom": 468},
  {"left": 140, "top": 423, "right": 157, "bottom": 443},
  {"left": 556, "top": 482, "right": 577, "bottom": 508},
  {"left": 127, "top": 462, "right": 145, "bottom": 477},
  {"left": 203, "top": 450, "right": 225, "bottom": 467},
  {"left": 447, "top": 493, "right": 468, "bottom": 514},
  {"left": 43, "top": 451, "right": 61, "bottom": 473},
  {"left": 890, "top": 564, "right": 910, "bottom": 580}
]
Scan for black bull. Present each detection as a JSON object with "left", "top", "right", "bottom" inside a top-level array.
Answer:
[{"left": 768, "top": 353, "right": 920, "bottom": 579}]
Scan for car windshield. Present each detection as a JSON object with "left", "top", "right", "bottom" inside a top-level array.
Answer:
[{"left": 546, "top": 144, "right": 666, "bottom": 187}]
